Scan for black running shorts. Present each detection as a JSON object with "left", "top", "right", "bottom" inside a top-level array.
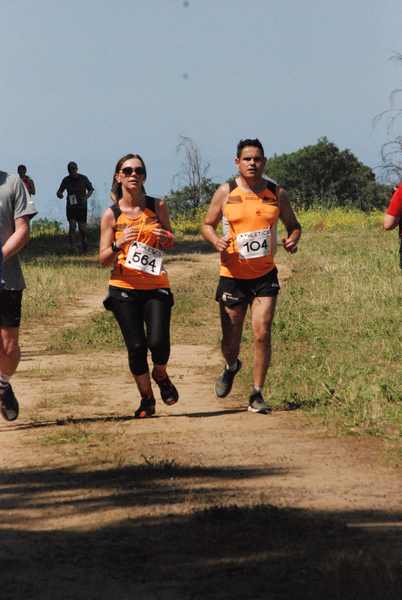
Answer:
[
  {"left": 0, "top": 290, "right": 23, "bottom": 328},
  {"left": 66, "top": 202, "right": 87, "bottom": 223},
  {"left": 215, "top": 268, "right": 280, "bottom": 307}
]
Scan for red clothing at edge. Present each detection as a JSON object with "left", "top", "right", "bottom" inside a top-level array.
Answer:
[
  {"left": 386, "top": 185, "right": 402, "bottom": 236},
  {"left": 387, "top": 185, "right": 402, "bottom": 217}
]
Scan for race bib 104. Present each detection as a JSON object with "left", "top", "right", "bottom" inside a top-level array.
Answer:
[
  {"left": 124, "top": 241, "right": 163, "bottom": 275},
  {"left": 236, "top": 228, "right": 271, "bottom": 259}
]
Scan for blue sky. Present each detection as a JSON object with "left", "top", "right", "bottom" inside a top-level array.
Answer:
[{"left": 1, "top": 0, "right": 401, "bottom": 222}]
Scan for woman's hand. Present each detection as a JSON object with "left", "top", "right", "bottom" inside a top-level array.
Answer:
[
  {"left": 153, "top": 228, "right": 175, "bottom": 249},
  {"left": 118, "top": 225, "right": 139, "bottom": 247}
]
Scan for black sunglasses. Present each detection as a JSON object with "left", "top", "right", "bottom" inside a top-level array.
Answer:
[{"left": 120, "top": 166, "right": 146, "bottom": 176}]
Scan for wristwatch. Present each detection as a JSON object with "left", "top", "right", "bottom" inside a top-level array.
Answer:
[{"left": 111, "top": 241, "right": 119, "bottom": 252}]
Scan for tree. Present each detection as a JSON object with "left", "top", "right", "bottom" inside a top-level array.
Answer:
[
  {"left": 375, "top": 53, "right": 402, "bottom": 182},
  {"left": 265, "top": 137, "right": 389, "bottom": 210},
  {"left": 166, "top": 136, "right": 218, "bottom": 215}
]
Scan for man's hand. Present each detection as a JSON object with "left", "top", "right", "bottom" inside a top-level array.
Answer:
[
  {"left": 56, "top": 191, "right": 64, "bottom": 199},
  {"left": 282, "top": 236, "right": 298, "bottom": 254},
  {"left": 214, "top": 235, "right": 230, "bottom": 252}
]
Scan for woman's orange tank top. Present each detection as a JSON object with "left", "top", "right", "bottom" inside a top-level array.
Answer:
[
  {"left": 109, "top": 196, "right": 170, "bottom": 290},
  {"left": 220, "top": 178, "right": 280, "bottom": 279}
]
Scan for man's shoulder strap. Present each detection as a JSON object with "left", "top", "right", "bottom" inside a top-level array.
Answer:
[
  {"left": 226, "top": 178, "right": 237, "bottom": 193},
  {"left": 265, "top": 178, "right": 278, "bottom": 196}
]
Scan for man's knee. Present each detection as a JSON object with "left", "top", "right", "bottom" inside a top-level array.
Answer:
[{"left": 253, "top": 325, "right": 272, "bottom": 345}]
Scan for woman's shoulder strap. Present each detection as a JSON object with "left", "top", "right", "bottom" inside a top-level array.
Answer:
[
  {"left": 110, "top": 204, "right": 121, "bottom": 220},
  {"left": 145, "top": 195, "right": 157, "bottom": 213}
]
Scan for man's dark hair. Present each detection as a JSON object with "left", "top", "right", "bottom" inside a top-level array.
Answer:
[
  {"left": 17, "top": 164, "right": 27, "bottom": 175},
  {"left": 67, "top": 161, "right": 78, "bottom": 174},
  {"left": 236, "top": 138, "right": 265, "bottom": 158}
]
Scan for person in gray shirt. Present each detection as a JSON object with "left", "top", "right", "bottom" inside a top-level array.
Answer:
[{"left": 0, "top": 170, "right": 37, "bottom": 421}]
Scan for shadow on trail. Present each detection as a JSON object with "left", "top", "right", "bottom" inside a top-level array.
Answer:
[
  {"left": 22, "top": 250, "right": 101, "bottom": 268},
  {"left": 0, "top": 459, "right": 401, "bottom": 600},
  {"left": 0, "top": 463, "right": 286, "bottom": 514},
  {"left": 0, "top": 408, "right": 247, "bottom": 432},
  {"left": 22, "top": 232, "right": 213, "bottom": 263},
  {"left": 0, "top": 415, "right": 136, "bottom": 432},
  {"left": 169, "top": 408, "right": 247, "bottom": 418},
  {"left": 170, "top": 237, "right": 215, "bottom": 255}
]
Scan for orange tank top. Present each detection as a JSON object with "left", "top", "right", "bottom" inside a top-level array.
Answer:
[
  {"left": 220, "top": 178, "right": 280, "bottom": 279},
  {"left": 109, "top": 196, "right": 170, "bottom": 290}
]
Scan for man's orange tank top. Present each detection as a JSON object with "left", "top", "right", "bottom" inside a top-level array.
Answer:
[
  {"left": 109, "top": 197, "right": 170, "bottom": 290},
  {"left": 220, "top": 178, "right": 280, "bottom": 280}
]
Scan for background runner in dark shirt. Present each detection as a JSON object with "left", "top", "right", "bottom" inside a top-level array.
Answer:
[
  {"left": 17, "top": 164, "right": 36, "bottom": 196},
  {"left": 57, "top": 161, "right": 94, "bottom": 253}
]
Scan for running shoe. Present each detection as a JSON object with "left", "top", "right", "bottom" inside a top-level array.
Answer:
[
  {"left": 215, "top": 359, "right": 242, "bottom": 398},
  {"left": 151, "top": 369, "right": 179, "bottom": 406},
  {"left": 0, "top": 383, "right": 19, "bottom": 421},
  {"left": 134, "top": 396, "right": 155, "bottom": 419},
  {"left": 248, "top": 390, "right": 271, "bottom": 414}
]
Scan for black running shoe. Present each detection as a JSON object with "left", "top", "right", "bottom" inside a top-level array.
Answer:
[
  {"left": 215, "top": 359, "right": 242, "bottom": 398},
  {"left": 134, "top": 397, "right": 155, "bottom": 419},
  {"left": 248, "top": 390, "right": 271, "bottom": 414},
  {"left": 152, "top": 369, "right": 179, "bottom": 406},
  {"left": 0, "top": 383, "right": 19, "bottom": 421}
]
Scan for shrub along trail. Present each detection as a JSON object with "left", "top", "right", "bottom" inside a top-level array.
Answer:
[{"left": 0, "top": 249, "right": 401, "bottom": 599}]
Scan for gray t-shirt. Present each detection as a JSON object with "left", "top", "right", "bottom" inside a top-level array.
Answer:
[{"left": 0, "top": 171, "right": 38, "bottom": 290}]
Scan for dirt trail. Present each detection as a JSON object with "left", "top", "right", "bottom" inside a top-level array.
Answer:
[{"left": 0, "top": 255, "right": 401, "bottom": 599}]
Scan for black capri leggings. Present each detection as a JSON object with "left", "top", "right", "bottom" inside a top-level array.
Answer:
[{"left": 104, "top": 287, "right": 173, "bottom": 376}]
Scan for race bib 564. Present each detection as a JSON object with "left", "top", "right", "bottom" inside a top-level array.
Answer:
[{"left": 124, "top": 241, "right": 163, "bottom": 275}]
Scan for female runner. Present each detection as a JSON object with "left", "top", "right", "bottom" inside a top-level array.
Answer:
[{"left": 99, "top": 153, "right": 178, "bottom": 418}]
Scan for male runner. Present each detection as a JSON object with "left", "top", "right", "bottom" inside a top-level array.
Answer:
[
  {"left": 384, "top": 184, "right": 402, "bottom": 269},
  {"left": 57, "top": 161, "right": 94, "bottom": 253},
  {"left": 202, "top": 139, "right": 301, "bottom": 414},
  {"left": 0, "top": 170, "right": 37, "bottom": 421}
]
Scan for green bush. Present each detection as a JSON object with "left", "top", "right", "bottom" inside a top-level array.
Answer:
[{"left": 265, "top": 137, "right": 392, "bottom": 210}]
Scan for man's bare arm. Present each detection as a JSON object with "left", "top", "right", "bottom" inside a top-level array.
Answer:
[
  {"left": 201, "top": 183, "right": 230, "bottom": 252},
  {"left": 278, "top": 187, "right": 301, "bottom": 253},
  {"left": 2, "top": 217, "right": 30, "bottom": 261},
  {"left": 384, "top": 213, "right": 399, "bottom": 230}
]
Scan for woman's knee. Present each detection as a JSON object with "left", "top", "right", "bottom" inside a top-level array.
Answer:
[
  {"left": 148, "top": 338, "right": 170, "bottom": 366},
  {"left": 127, "top": 343, "right": 148, "bottom": 375}
]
